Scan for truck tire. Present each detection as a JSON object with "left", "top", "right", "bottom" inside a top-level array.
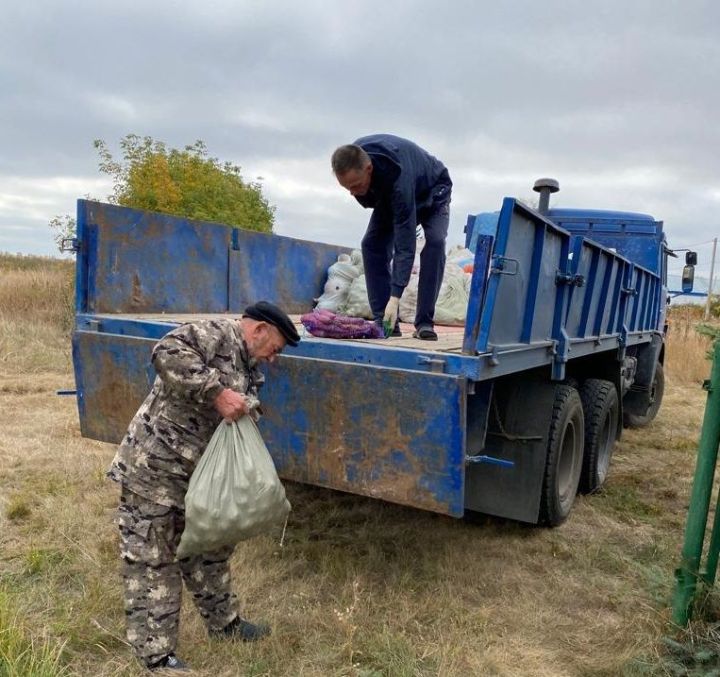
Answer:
[
  {"left": 623, "top": 363, "right": 664, "bottom": 428},
  {"left": 539, "top": 384, "right": 585, "bottom": 526},
  {"left": 579, "top": 379, "right": 618, "bottom": 494}
]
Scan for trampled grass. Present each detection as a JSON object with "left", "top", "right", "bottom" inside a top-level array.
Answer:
[{"left": 2, "top": 259, "right": 720, "bottom": 675}]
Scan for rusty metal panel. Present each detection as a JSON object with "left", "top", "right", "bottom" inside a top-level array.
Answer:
[
  {"left": 260, "top": 357, "right": 467, "bottom": 516},
  {"left": 78, "top": 201, "right": 232, "bottom": 314},
  {"left": 228, "top": 231, "right": 350, "bottom": 314},
  {"left": 77, "top": 200, "right": 348, "bottom": 316},
  {"left": 73, "top": 329, "right": 467, "bottom": 516},
  {"left": 72, "top": 330, "right": 156, "bottom": 444}
]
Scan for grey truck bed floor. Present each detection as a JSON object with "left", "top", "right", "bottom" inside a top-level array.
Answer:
[{"left": 99, "top": 314, "right": 467, "bottom": 353}]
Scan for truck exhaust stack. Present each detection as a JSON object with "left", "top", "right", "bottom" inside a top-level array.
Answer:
[{"left": 533, "top": 177, "right": 559, "bottom": 214}]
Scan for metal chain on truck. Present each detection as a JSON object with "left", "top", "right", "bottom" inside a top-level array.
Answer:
[{"left": 488, "top": 397, "right": 542, "bottom": 442}]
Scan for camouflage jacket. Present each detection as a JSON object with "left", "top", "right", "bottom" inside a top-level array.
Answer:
[{"left": 108, "top": 319, "right": 264, "bottom": 508}]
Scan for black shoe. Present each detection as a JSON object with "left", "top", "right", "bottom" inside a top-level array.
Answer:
[
  {"left": 413, "top": 326, "right": 438, "bottom": 341},
  {"left": 212, "top": 616, "right": 271, "bottom": 642},
  {"left": 147, "top": 653, "right": 190, "bottom": 671}
]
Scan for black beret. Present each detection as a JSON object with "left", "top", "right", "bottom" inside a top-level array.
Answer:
[{"left": 243, "top": 301, "right": 300, "bottom": 347}]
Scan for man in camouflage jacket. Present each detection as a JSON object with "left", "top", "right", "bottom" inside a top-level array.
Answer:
[{"left": 108, "top": 302, "right": 300, "bottom": 671}]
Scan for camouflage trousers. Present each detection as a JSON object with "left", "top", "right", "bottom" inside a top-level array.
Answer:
[{"left": 117, "top": 486, "right": 239, "bottom": 666}]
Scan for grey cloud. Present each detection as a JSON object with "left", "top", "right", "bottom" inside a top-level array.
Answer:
[{"left": 1, "top": 0, "right": 718, "bottom": 256}]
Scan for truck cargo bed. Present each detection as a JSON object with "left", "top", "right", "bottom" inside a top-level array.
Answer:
[{"left": 98, "top": 313, "right": 467, "bottom": 353}]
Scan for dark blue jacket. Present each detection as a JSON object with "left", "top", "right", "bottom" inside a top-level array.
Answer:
[{"left": 354, "top": 134, "right": 451, "bottom": 295}]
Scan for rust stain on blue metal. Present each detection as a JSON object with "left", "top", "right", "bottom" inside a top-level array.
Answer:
[
  {"left": 304, "top": 377, "right": 427, "bottom": 508},
  {"left": 84, "top": 201, "right": 230, "bottom": 314},
  {"left": 93, "top": 353, "right": 146, "bottom": 437},
  {"left": 259, "top": 357, "right": 466, "bottom": 516},
  {"left": 73, "top": 331, "right": 155, "bottom": 444},
  {"left": 81, "top": 200, "right": 347, "bottom": 316}
]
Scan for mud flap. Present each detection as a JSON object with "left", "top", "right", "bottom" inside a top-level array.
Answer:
[{"left": 464, "top": 378, "right": 556, "bottom": 523}]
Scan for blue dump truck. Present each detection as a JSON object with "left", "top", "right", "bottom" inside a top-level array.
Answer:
[{"left": 70, "top": 179, "right": 694, "bottom": 526}]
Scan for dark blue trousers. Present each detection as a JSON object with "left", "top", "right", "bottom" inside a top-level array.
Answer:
[{"left": 361, "top": 197, "right": 450, "bottom": 329}]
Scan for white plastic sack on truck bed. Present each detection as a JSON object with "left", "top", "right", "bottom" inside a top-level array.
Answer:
[
  {"left": 341, "top": 274, "right": 374, "bottom": 319},
  {"left": 314, "top": 253, "right": 361, "bottom": 312},
  {"left": 314, "top": 249, "right": 365, "bottom": 312},
  {"left": 177, "top": 417, "right": 291, "bottom": 558},
  {"left": 399, "top": 250, "right": 473, "bottom": 326},
  {"left": 340, "top": 245, "right": 474, "bottom": 325}
]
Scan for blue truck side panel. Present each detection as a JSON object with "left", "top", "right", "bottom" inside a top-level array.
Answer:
[
  {"left": 76, "top": 200, "right": 348, "bottom": 315},
  {"left": 227, "top": 228, "right": 352, "bottom": 313},
  {"left": 72, "top": 329, "right": 467, "bottom": 516},
  {"left": 77, "top": 201, "right": 231, "bottom": 313},
  {"left": 72, "top": 331, "right": 157, "bottom": 442},
  {"left": 462, "top": 199, "right": 660, "bottom": 380},
  {"left": 261, "top": 358, "right": 467, "bottom": 516}
]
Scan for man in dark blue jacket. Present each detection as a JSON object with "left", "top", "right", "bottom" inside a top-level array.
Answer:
[{"left": 331, "top": 134, "right": 452, "bottom": 340}]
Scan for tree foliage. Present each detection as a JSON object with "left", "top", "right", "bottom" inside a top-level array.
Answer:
[
  {"left": 707, "top": 294, "right": 720, "bottom": 319},
  {"left": 697, "top": 322, "right": 720, "bottom": 346},
  {"left": 94, "top": 135, "right": 274, "bottom": 232},
  {"left": 50, "top": 135, "right": 275, "bottom": 251}
]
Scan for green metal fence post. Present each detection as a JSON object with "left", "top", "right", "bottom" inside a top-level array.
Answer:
[
  {"left": 702, "top": 490, "right": 720, "bottom": 587},
  {"left": 672, "top": 342, "right": 720, "bottom": 626}
]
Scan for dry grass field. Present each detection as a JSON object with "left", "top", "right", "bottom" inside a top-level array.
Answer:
[{"left": 2, "top": 253, "right": 720, "bottom": 676}]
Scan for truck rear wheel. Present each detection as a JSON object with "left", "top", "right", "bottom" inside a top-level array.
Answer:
[
  {"left": 579, "top": 379, "right": 618, "bottom": 494},
  {"left": 539, "top": 384, "right": 584, "bottom": 526},
  {"left": 623, "top": 362, "right": 664, "bottom": 428}
]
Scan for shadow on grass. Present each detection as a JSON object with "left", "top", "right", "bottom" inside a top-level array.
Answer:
[{"left": 279, "top": 482, "right": 538, "bottom": 587}]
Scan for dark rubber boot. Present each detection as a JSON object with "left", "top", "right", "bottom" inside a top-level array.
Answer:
[
  {"left": 147, "top": 653, "right": 190, "bottom": 671},
  {"left": 211, "top": 617, "right": 271, "bottom": 642}
]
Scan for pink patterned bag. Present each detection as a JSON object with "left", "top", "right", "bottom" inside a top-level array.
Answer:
[{"left": 300, "top": 309, "right": 384, "bottom": 339}]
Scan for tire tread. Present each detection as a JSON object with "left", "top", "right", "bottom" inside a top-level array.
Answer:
[
  {"left": 539, "top": 385, "right": 584, "bottom": 526},
  {"left": 579, "top": 379, "right": 618, "bottom": 494}
]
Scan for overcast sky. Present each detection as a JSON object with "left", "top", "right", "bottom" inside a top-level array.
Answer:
[{"left": 1, "top": 0, "right": 718, "bottom": 278}]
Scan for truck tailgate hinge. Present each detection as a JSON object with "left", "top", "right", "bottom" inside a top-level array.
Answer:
[
  {"left": 555, "top": 271, "right": 585, "bottom": 287},
  {"left": 60, "top": 238, "right": 80, "bottom": 253},
  {"left": 490, "top": 256, "right": 519, "bottom": 276},
  {"left": 417, "top": 356, "right": 446, "bottom": 373}
]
